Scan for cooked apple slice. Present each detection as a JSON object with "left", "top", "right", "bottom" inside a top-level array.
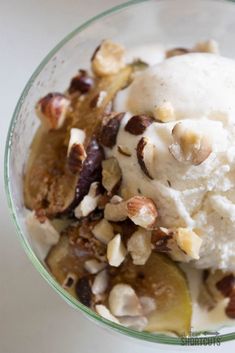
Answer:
[{"left": 110, "top": 253, "right": 192, "bottom": 336}]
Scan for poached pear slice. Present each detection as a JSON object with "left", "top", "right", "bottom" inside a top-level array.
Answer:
[
  {"left": 110, "top": 253, "right": 192, "bottom": 336},
  {"left": 24, "top": 66, "right": 132, "bottom": 217}
]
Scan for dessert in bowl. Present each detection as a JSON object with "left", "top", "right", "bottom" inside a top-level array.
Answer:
[{"left": 5, "top": 0, "right": 235, "bottom": 345}]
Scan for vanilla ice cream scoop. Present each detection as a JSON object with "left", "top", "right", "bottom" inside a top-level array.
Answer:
[
  {"left": 113, "top": 53, "right": 235, "bottom": 271},
  {"left": 116, "top": 53, "right": 235, "bottom": 124}
]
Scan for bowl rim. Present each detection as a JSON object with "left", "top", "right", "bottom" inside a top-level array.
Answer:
[{"left": 4, "top": 0, "right": 235, "bottom": 345}]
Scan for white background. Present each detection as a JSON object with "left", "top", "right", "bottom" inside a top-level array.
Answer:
[{"left": 0, "top": 0, "right": 235, "bottom": 352}]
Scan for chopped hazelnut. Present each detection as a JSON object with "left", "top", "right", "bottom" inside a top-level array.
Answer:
[
  {"left": 216, "top": 274, "right": 235, "bottom": 298},
  {"left": 118, "top": 316, "right": 148, "bottom": 331},
  {"left": 105, "top": 195, "right": 158, "bottom": 229},
  {"left": 126, "top": 196, "right": 158, "bottom": 230},
  {"left": 166, "top": 47, "right": 191, "bottom": 58},
  {"left": 75, "top": 138, "right": 104, "bottom": 207},
  {"left": 95, "top": 304, "right": 120, "bottom": 324},
  {"left": 67, "top": 128, "right": 86, "bottom": 155},
  {"left": 104, "top": 201, "right": 127, "bottom": 222},
  {"left": 109, "top": 283, "right": 142, "bottom": 317},
  {"left": 136, "top": 137, "right": 155, "bottom": 179},
  {"left": 92, "top": 269, "right": 109, "bottom": 295},
  {"left": 194, "top": 39, "right": 219, "bottom": 54},
  {"left": 91, "top": 40, "right": 125, "bottom": 77},
  {"left": 26, "top": 211, "right": 59, "bottom": 246},
  {"left": 67, "top": 128, "right": 87, "bottom": 173},
  {"left": 110, "top": 195, "right": 123, "bottom": 204},
  {"left": 152, "top": 227, "right": 202, "bottom": 262},
  {"left": 99, "top": 113, "right": 125, "bottom": 148},
  {"left": 102, "top": 158, "right": 122, "bottom": 195},
  {"left": 84, "top": 259, "right": 106, "bottom": 274},
  {"left": 74, "top": 182, "right": 100, "bottom": 218},
  {"left": 127, "top": 229, "right": 152, "bottom": 265},
  {"left": 175, "top": 228, "right": 202, "bottom": 260},
  {"left": 90, "top": 90, "right": 108, "bottom": 108},
  {"left": 107, "top": 234, "right": 127, "bottom": 267},
  {"left": 153, "top": 101, "right": 175, "bottom": 122},
  {"left": 68, "top": 70, "right": 93, "bottom": 94},
  {"left": 92, "top": 219, "right": 114, "bottom": 244},
  {"left": 169, "top": 122, "right": 212, "bottom": 165},
  {"left": 35, "top": 92, "right": 70, "bottom": 130},
  {"left": 125, "top": 115, "right": 154, "bottom": 135},
  {"left": 117, "top": 145, "right": 132, "bottom": 157}
]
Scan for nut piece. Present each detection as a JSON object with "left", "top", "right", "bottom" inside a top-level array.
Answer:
[
  {"left": 125, "top": 115, "right": 154, "bottom": 135},
  {"left": 108, "top": 283, "right": 142, "bottom": 317},
  {"left": 74, "top": 182, "right": 100, "bottom": 218},
  {"left": 194, "top": 39, "right": 219, "bottom": 54},
  {"left": 92, "top": 269, "right": 109, "bottom": 295},
  {"left": 68, "top": 70, "right": 94, "bottom": 94},
  {"left": 105, "top": 195, "right": 158, "bottom": 228},
  {"left": 84, "top": 259, "right": 106, "bottom": 274},
  {"left": 117, "top": 145, "right": 132, "bottom": 157},
  {"left": 119, "top": 316, "right": 148, "bottom": 331},
  {"left": 91, "top": 40, "right": 125, "bottom": 77},
  {"left": 99, "top": 113, "right": 125, "bottom": 148},
  {"left": 95, "top": 304, "right": 120, "bottom": 324},
  {"left": 67, "top": 128, "right": 87, "bottom": 173},
  {"left": 67, "top": 128, "right": 86, "bottom": 155},
  {"left": 199, "top": 270, "right": 235, "bottom": 313},
  {"left": 90, "top": 90, "right": 108, "bottom": 108},
  {"left": 68, "top": 144, "right": 87, "bottom": 174},
  {"left": 175, "top": 228, "right": 202, "bottom": 260},
  {"left": 35, "top": 92, "right": 70, "bottom": 130},
  {"left": 92, "top": 219, "right": 114, "bottom": 244},
  {"left": 127, "top": 229, "right": 152, "bottom": 265},
  {"left": 26, "top": 211, "right": 59, "bottom": 246},
  {"left": 107, "top": 234, "right": 127, "bottom": 267},
  {"left": 169, "top": 122, "right": 212, "bottom": 165},
  {"left": 216, "top": 274, "right": 235, "bottom": 298},
  {"left": 136, "top": 137, "right": 155, "bottom": 179},
  {"left": 152, "top": 227, "right": 202, "bottom": 262},
  {"left": 75, "top": 138, "right": 104, "bottom": 205},
  {"left": 166, "top": 47, "right": 191, "bottom": 58},
  {"left": 104, "top": 201, "right": 127, "bottom": 222},
  {"left": 153, "top": 102, "right": 175, "bottom": 122},
  {"left": 126, "top": 196, "right": 158, "bottom": 230},
  {"left": 152, "top": 227, "right": 173, "bottom": 253},
  {"left": 110, "top": 195, "right": 123, "bottom": 204},
  {"left": 102, "top": 158, "right": 122, "bottom": 194}
]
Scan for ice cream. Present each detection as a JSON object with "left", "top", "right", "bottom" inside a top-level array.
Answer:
[{"left": 114, "top": 53, "right": 235, "bottom": 271}]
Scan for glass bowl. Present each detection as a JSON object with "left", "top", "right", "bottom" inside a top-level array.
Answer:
[{"left": 5, "top": 0, "right": 235, "bottom": 345}]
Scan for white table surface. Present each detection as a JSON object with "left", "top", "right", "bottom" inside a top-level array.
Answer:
[{"left": 0, "top": 0, "right": 235, "bottom": 352}]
